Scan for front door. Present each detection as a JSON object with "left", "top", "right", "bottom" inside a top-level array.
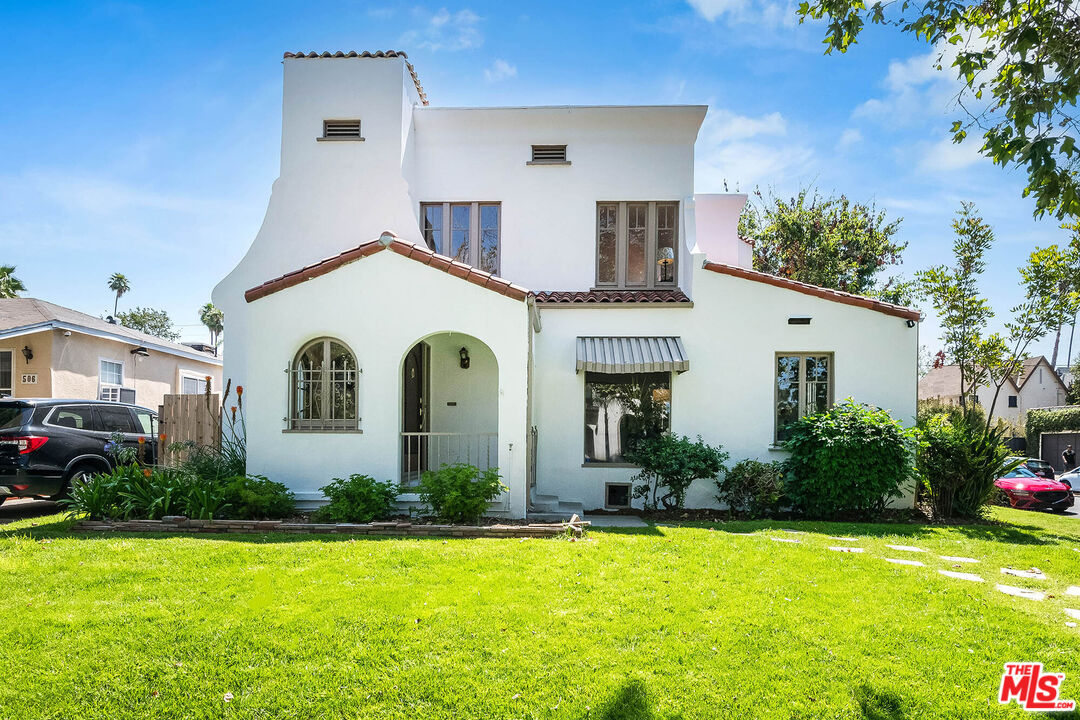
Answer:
[{"left": 402, "top": 342, "right": 428, "bottom": 478}]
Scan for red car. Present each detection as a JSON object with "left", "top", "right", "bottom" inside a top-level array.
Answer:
[{"left": 995, "top": 467, "right": 1075, "bottom": 512}]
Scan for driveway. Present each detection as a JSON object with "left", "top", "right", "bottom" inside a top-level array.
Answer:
[{"left": 0, "top": 498, "right": 60, "bottom": 525}]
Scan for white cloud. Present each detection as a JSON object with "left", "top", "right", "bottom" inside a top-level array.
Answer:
[
  {"left": 401, "top": 8, "right": 483, "bottom": 52},
  {"left": 685, "top": 0, "right": 798, "bottom": 28},
  {"left": 695, "top": 109, "right": 815, "bottom": 191},
  {"left": 483, "top": 58, "right": 517, "bottom": 83},
  {"left": 917, "top": 136, "right": 984, "bottom": 172},
  {"left": 835, "top": 128, "right": 863, "bottom": 151}
]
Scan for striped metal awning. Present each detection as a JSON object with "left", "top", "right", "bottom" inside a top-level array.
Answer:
[{"left": 575, "top": 336, "right": 690, "bottom": 374}]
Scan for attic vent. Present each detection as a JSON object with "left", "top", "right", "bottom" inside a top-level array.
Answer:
[
  {"left": 528, "top": 145, "right": 569, "bottom": 165},
  {"left": 319, "top": 120, "right": 364, "bottom": 141}
]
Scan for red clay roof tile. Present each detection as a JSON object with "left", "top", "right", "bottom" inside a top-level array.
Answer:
[
  {"left": 244, "top": 234, "right": 529, "bottom": 303},
  {"left": 702, "top": 261, "right": 921, "bottom": 322},
  {"left": 533, "top": 290, "right": 692, "bottom": 304}
]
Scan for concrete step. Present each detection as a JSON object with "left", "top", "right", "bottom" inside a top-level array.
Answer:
[{"left": 526, "top": 512, "right": 576, "bottom": 523}]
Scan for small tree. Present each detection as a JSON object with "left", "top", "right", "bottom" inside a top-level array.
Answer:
[
  {"left": 625, "top": 434, "right": 729, "bottom": 511},
  {"left": 108, "top": 273, "right": 130, "bottom": 316},
  {"left": 982, "top": 228, "right": 1080, "bottom": 425},
  {"left": 0, "top": 265, "right": 26, "bottom": 299},
  {"left": 116, "top": 307, "right": 180, "bottom": 341},
  {"left": 740, "top": 187, "right": 908, "bottom": 302},
  {"left": 916, "top": 203, "right": 998, "bottom": 409},
  {"left": 199, "top": 302, "right": 224, "bottom": 349}
]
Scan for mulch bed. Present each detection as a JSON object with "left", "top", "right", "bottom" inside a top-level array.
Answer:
[{"left": 72, "top": 516, "right": 588, "bottom": 539}]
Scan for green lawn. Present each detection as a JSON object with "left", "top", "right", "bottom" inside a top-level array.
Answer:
[{"left": 2, "top": 508, "right": 1080, "bottom": 719}]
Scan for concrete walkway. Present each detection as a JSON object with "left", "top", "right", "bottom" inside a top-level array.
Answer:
[{"left": 583, "top": 515, "right": 650, "bottom": 528}]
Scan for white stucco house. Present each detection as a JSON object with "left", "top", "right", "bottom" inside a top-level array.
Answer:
[
  {"left": 212, "top": 50, "right": 921, "bottom": 518},
  {"left": 919, "top": 356, "right": 1068, "bottom": 431}
]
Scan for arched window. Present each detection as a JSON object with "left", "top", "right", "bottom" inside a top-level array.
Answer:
[{"left": 289, "top": 338, "right": 359, "bottom": 431}]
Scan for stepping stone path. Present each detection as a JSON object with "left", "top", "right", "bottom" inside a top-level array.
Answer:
[
  {"left": 940, "top": 556, "right": 978, "bottom": 564},
  {"left": 885, "top": 545, "right": 925, "bottom": 553},
  {"left": 1065, "top": 609, "right": 1080, "bottom": 620},
  {"left": 827, "top": 546, "right": 864, "bottom": 553},
  {"left": 781, "top": 529, "right": 807, "bottom": 534},
  {"left": 1001, "top": 568, "right": 1047, "bottom": 580},
  {"left": 996, "top": 584, "right": 1046, "bottom": 601},
  {"left": 939, "top": 570, "right": 984, "bottom": 582},
  {"left": 884, "top": 558, "right": 925, "bottom": 567},
  {"left": 770, "top": 537, "right": 800, "bottom": 544},
  {"left": 829, "top": 537, "right": 859, "bottom": 542},
  {"left": 1066, "top": 586, "right": 1080, "bottom": 596}
]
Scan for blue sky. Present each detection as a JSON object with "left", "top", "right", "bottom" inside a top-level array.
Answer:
[{"left": 1, "top": 1, "right": 1072, "bottom": 360}]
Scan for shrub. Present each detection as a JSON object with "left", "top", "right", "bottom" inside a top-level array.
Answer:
[
  {"left": 220, "top": 475, "right": 295, "bottom": 519},
  {"left": 625, "top": 434, "right": 729, "bottom": 511},
  {"left": 716, "top": 459, "right": 785, "bottom": 518},
  {"left": 314, "top": 474, "right": 399, "bottom": 523},
  {"left": 783, "top": 399, "right": 917, "bottom": 518},
  {"left": 417, "top": 464, "right": 506, "bottom": 524},
  {"left": 1025, "top": 405, "right": 1080, "bottom": 454},
  {"left": 61, "top": 468, "right": 123, "bottom": 520},
  {"left": 918, "top": 412, "right": 1017, "bottom": 519}
]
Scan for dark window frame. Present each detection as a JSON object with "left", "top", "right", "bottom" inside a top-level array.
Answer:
[
  {"left": 595, "top": 201, "right": 679, "bottom": 290},
  {"left": 774, "top": 353, "right": 834, "bottom": 444},
  {"left": 583, "top": 370, "right": 672, "bottom": 464},
  {"left": 605, "top": 482, "right": 632, "bottom": 509},
  {"left": 420, "top": 202, "right": 501, "bottom": 275}
]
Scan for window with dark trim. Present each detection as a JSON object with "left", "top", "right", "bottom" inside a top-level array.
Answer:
[
  {"left": 420, "top": 202, "right": 500, "bottom": 274},
  {"left": 596, "top": 202, "right": 678, "bottom": 289},
  {"left": 775, "top": 354, "right": 832, "bottom": 443},
  {"left": 584, "top": 371, "right": 670, "bottom": 463},
  {"left": 1008, "top": 395, "right": 1018, "bottom": 408},
  {"left": 289, "top": 338, "right": 359, "bottom": 431}
]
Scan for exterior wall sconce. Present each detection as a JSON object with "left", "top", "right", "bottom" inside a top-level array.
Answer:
[
  {"left": 656, "top": 247, "right": 675, "bottom": 266},
  {"left": 130, "top": 347, "right": 150, "bottom": 357},
  {"left": 21, "top": 346, "right": 33, "bottom": 364},
  {"left": 459, "top": 347, "right": 470, "bottom": 369}
]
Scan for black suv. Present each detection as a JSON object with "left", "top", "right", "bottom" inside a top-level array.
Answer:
[{"left": 0, "top": 398, "right": 158, "bottom": 503}]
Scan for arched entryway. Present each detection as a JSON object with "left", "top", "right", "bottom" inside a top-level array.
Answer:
[{"left": 400, "top": 332, "right": 498, "bottom": 484}]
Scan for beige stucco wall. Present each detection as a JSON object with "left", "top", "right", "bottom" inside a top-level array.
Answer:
[
  {"left": 22, "top": 330, "right": 223, "bottom": 409},
  {"left": 1, "top": 330, "right": 54, "bottom": 397}
]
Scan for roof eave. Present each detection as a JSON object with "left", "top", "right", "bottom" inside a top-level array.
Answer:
[{"left": 0, "top": 322, "right": 222, "bottom": 366}]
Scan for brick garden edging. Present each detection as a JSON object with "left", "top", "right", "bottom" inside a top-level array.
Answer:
[{"left": 73, "top": 516, "right": 589, "bottom": 539}]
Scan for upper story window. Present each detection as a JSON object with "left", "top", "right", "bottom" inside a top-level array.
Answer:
[
  {"left": 289, "top": 338, "right": 359, "bottom": 431},
  {"left": 596, "top": 202, "right": 678, "bottom": 289},
  {"left": 421, "top": 202, "right": 500, "bottom": 275},
  {"left": 317, "top": 119, "right": 364, "bottom": 141}
]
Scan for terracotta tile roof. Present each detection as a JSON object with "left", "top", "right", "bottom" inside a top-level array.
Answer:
[
  {"left": 282, "top": 50, "right": 428, "bottom": 105},
  {"left": 245, "top": 233, "right": 529, "bottom": 303},
  {"left": 702, "top": 261, "right": 922, "bottom": 322},
  {"left": 533, "top": 290, "right": 691, "bottom": 304}
]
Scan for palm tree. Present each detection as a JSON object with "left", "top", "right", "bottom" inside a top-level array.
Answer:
[
  {"left": 0, "top": 265, "right": 26, "bottom": 299},
  {"left": 199, "top": 302, "right": 225, "bottom": 350},
  {"left": 108, "top": 273, "right": 130, "bottom": 316}
]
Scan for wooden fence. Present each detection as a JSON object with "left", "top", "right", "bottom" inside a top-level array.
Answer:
[{"left": 158, "top": 393, "right": 220, "bottom": 464}]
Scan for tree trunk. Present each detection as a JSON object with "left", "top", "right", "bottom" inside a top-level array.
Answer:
[{"left": 1052, "top": 324, "right": 1063, "bottom": 367}]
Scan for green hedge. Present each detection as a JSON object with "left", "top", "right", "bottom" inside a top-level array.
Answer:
[{"left": 1025, "top": 406, "right": 1080, "bottom": 452}]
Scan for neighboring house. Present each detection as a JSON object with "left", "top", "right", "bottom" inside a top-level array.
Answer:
[
  {"left": 0, "top": 298, "right": 223, "bottom": 410},
  {"left": 213, "top": 51, "right": 920, "bottom": 517},
  {"left": 918, "top": 356, "right": 1068, "bottom": 429}
]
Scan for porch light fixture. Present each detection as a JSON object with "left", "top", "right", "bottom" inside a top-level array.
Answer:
[
  {"left": 130, "top": 347, "right": 150, "bottom": 358},
  {"left": 657, "top": 247, "right": 675, "bottom": 266},
  {"left": 459, "top": 347, "right": 470, "bottom": 369},
  {"left": 21, "top": 346, "right": 33, "bottom": 364}
]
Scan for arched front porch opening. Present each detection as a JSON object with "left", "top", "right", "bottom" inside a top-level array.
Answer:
[{"left": 400, "top": 332, "right": 499, "bottom": 485}]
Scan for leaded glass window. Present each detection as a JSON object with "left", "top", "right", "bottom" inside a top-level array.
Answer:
[{"left": 775, "top": 354, "right": 832, "bottom": 443}]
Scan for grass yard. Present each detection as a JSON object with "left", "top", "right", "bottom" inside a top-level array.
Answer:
[{"left": 2, "top": 508, "right": 1080, "bottom": 719}]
